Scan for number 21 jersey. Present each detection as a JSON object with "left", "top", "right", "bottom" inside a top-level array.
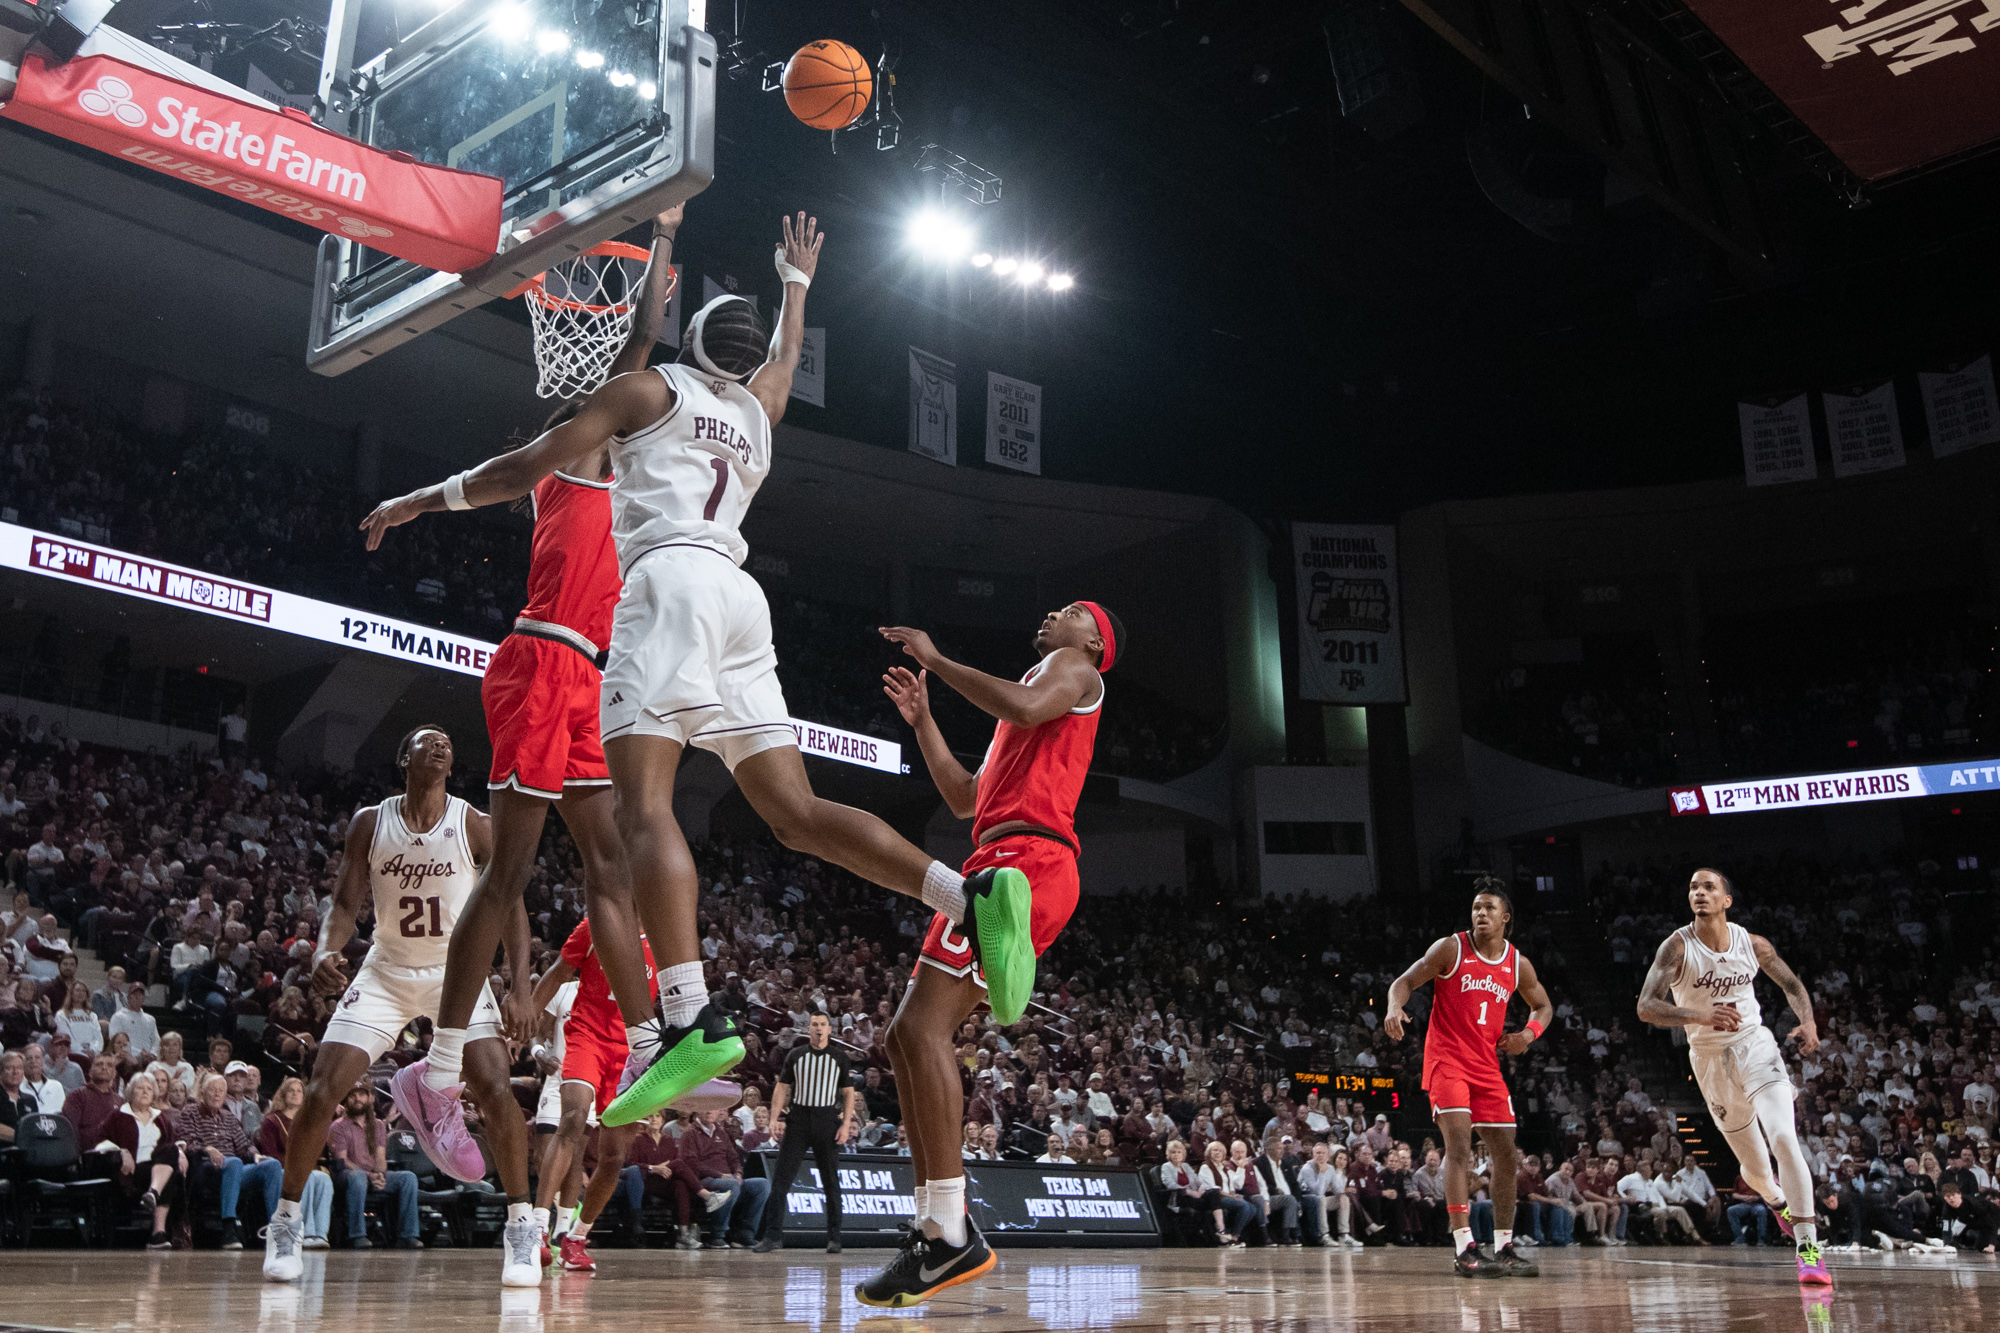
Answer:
[
  {"left": 1423, "top": 932, "right": 1519, "bottom": 1085},
  {"left": 364, "top": 794, "right": 477, "bottom": 970},
  {"left": 608, "top": 363, "right": 772, "bottom": 573}
]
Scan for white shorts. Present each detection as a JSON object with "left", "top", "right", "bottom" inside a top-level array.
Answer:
[
  {"left": 534, "top": 1074, "right": 599, "bottom": 1129},
  {"left": 1689, "top": 1025, "right": 1793, "bottom": 1134},
  {"left": 600, "top": 545, "right": 795, "bottom": 769},
  {"left": 322, "top": 954, "right": 504, "bottom": 1063}
]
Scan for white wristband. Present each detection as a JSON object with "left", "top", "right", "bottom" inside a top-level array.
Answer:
[
  {"left": 774, "top": 250, "right": 810, "bottom": 289},
  {"left": 443, "top": 472, "right": 472, "bottom": 511},
  {"left": 311, "top": 947, "right": 334, "bottom": 971}
]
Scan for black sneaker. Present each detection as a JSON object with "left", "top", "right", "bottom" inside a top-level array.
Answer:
[
  {"left": 1454, "top": 1242, "right": 1501, "bottom": 1278},
  {"left": 146, "top": 1230, "right": 172, "bottom": 1250},
  {"left": 1494, "top": 1242, "right": 1540, "bottom": 1277},
  {"left": 751, "top": 1235, "right": 782, "bottom": 1253},
  {"left": 222, "top": 1219, "right": 244, "bottom": 1250},
  {"left": 855, "top": 1220, "right": 996, "bottom": 1308},
  {"left": 827, "top": 1235, "right": 842, "bottom": 1255}
]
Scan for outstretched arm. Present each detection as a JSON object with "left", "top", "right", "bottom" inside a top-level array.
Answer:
[
  {"left": 358, "top": 370, "right": 671, "bottom": 548},
  {"left": 746, "top": 212, "right": 824, "bottom": 426},
  {"left": 1635, "top": 932, "right": 1740, "bottom": 1032},
  {"left": 883, "top": 666, "right": 978, "bottom": 817},
  {"left": 1384, "top": 936, "right": 1456, "bottom": 1041},
  {"left": 607, "top": 205, "right": 683, "bottom": 380},
  {"left": 1498, "top": 953, "right": 1555, "bottom": 1055},
  {"left": 879, "top": 630, "right": 1099, "bottom": 729},
  {"left": 1752, "top": 934, "right": 1820, "bottom": 1053}
]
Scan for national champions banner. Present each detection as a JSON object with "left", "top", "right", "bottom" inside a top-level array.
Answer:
[
  {"left": 1292, "top": 522, "right": 1405, "bottom": 705},
  {"left": 1669, "top": 757, "right": 2000, "bottom": 816}
]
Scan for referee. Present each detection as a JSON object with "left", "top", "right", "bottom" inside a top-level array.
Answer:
[{"left": 753, "top": 1010, "right": 860, "bottom": 1253}]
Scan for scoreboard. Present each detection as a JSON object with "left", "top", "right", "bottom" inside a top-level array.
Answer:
[{"left": 1286, "top": 1071, "right": 1412, "bottom": 1124}]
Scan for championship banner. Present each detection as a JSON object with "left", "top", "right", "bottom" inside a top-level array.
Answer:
[
  {"left": 1824, "top": 381, "right": 1906, "bottom": 478},
  {"left": 1920, "top": 355, "right": 2000, "bottom": 458},
  {"left": 1679, "top": 0, "right": 2000, "bottom": 182},
  {"left": 908, "top": 346, "right": 957, "bottom": 465},
  {"left": 985, "top": 371, "right": 1042, "bottom": 475},
  {"left": 761, "top": 1154, "right": 1157, "bottom": 1244},
  {"left": 0, "top": 53, "right": 502, "bottom": 273},
  {"left": 1669, "top": 757, "right": 2000, "bottom": 816},
  {"left": 791, "top": 327, "right": 825, "bottom": 407},
  {"left": 1739, "top": 394, "right": 1816, "bottom": 487},
  {"left": 1292, "top": 523, "right": 1405, "bottom": 704}
]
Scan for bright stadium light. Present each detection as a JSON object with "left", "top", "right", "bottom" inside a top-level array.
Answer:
[
  {"left": 991, "top": 256, "right": 1019, "bottom": 276},
  {"left": 536, "top": 29, "right": 570, "bottom": 53},
  {"left": 1047, "top": 272, "right": 1075, "bottom": 291},
  {"left": 1016, "top": 260, "right": 1045, "bottom": 286},
  {"left": 491, "top": 5, "right": 532, "bottom": 39},
  {"left": 907, "top": 209, "right": 973, "bottom": 261},
  {"left": 575, "top": 49, "right": 605, "bottom": 69},
  {"left": 970, "top": 252, "right": 993, "bottom": 267},
  {"left": 639, "top": 80, "right": 657, "bottom": 99}
]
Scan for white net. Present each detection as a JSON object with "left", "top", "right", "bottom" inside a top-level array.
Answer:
[{"left": 522, "top": 244, "right": 657, "bottom": 399}]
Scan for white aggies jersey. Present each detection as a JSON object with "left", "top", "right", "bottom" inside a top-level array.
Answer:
[
  {"left": 363, "top": 794, "right": 479, "bottom": 969},
  {"left": 608, "top": 362, "right": 772, "bottom": 572},
  {"left": 1670, "top": 921, "right": 1765, "bottom": 1052}
]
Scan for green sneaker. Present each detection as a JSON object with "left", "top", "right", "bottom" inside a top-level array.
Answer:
[
  {"left": 601, "top": 1003, "right": 745, "bottom": 1127},
  {"left": 965, "top": 867, "right": 1034, "bottom": 1026}
]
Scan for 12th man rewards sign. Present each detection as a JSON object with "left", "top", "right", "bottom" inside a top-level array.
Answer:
[{"left": 1294, "top": 522, "right": 1406, "bottom": 705}]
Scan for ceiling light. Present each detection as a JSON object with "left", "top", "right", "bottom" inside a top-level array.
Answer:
[
  {"left": 970, "top": 252, "right": 993, "bottom": 267},
  {"left": 491, "top": 5, "right": 532, "bottom": 39},
  {"left": 575, "top": 49, "right": 605, "bottom": 69},
  {"left": 1047, "top": 272, "right": 1074, "bottom": 291},
  {"left": 992, "top": 256, "right": 1019, "bottom": 276},
  {"left": 639, "top": 81, "right": 657, "bottom": 99},
  {"left": 535, "top": 29, "right": 569, "bottom": 53},
  {"left": 1017, "top": 260, "right": 1045, "bottom": 285},
  {"left": 907, "top": 209, "right": 974, "bottom": 261}
]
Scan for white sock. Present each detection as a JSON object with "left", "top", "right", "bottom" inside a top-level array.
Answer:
[
  {"left": 913, "top": 1183, "right": 930, "bottom": 1223},
  {"left": 509, "top": 1201, "right": 534, "bottom": 1225},
  {"left": 659, "top": 962, "right": 707, "bottom": 1028},
  {"left": 921, "top": 862, "right": 967, "bottom": 924},
  {"left": 928, "top": 1176, "right": 967, "bottom": 1248},
  {"left": 1495, "top": 1228, "right": 1512, "bottom": 1251},
  {"left": 275, "top": 1197, "right": 302, "bottom": 1221},
  {"left": 531, "top": 1206, "right": 549, "bottom": 1233},
  {"left": 1795, "top": 1221, "right": 1817, "bottom": 1248},
  {"left": 571, "top": 1219, "right": 592, "bottom": 1241},
  {"left": 1453, "top": 1226, "right": 1473, "bottom": 1252},
  {"left": 625, "top": 1020, "right": 661, "bottom": 1055},
  {"left": 426, "top": 1028, "right": 466, "bottom": 1089}
]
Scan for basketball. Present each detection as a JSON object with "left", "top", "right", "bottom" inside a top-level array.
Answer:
[{"left": 782, "top": 40, "right": 872, "bottom": 131}]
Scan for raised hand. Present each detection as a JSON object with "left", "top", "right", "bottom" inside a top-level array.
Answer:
[
  {"left": 776, "top": 211, "right": 824, "bottom": 284},
  {"left": 882, "top": 666, "right": 931, "bottom": 726},
  {"left": 878, "top": 625, "right": 940, "bottom": 669},
  {"left": 359, "top": 490, "right": 433, "bottom": 551}
]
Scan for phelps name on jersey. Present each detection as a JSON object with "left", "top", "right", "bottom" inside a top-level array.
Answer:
[{"left": 608, "top": 362, "right": 772, "bottom": 572}]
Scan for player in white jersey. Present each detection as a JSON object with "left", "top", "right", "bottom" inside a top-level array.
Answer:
[
  {"left": 265, "top": 726, "right": 541, "bottom": 1287},
  {"left": 1637, "top": 867, "right": 1831, "bottom": 1286},
  {"left": 359, "top": 211, "right": 1040, "bottom": 1128}
]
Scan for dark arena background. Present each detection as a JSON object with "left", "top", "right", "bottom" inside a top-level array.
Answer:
[{"left": 0, "top": 0, "right": 1998, "bottom": 1330}]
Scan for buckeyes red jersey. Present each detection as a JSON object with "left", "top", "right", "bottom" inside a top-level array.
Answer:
[
  {"left": 520, "top": 472, "right": 620, "bottom": 651},
  {"left": 971, "top": 658, "right": 1102, "bottom": 852},
  {"left": 558, "top": 917, "right": 657, "bottom": 1041},
  {"left": 1422, "top": 932, "right": 1519, "bottom": 1084}
]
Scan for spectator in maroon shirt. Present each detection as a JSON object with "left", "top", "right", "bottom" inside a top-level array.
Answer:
[
  {"left": 325, "top": 1085, "right": 418, "bottom": 1249},
  {"left": 169, "top": 1069, "right": 281, "bottom": 1248},
  {"left": 1348, "top": 1143, "right": 1388, "bottom": 1240},
  {"left": 64, "top": 1054, "right": 127, "bottom": 1165},
  {"left": 678, "top": 1110, "right": 770, "bottom": 1246},
  {"left": 616, "top": 1116, "right": 731, "bottom": 1249}
]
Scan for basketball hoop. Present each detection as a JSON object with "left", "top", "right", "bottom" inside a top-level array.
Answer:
[{"left": 511, "top": 242, "right": 675, "bottom": 400}]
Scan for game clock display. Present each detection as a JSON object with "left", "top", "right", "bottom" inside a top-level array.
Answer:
[{"left": 1290, "top": 1071, "right": 1406, "bottom": 1112}]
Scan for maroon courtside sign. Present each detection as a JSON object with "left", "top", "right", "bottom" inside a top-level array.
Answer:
[{"left": 1680, "top": 0, "right": 2000, "bottom": 180}]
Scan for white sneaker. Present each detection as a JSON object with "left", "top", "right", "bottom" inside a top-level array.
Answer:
[
  {"left": 1516, "top": 1235, "right": 1539, "bottom": 1247},
  {"left": 263, "top": 1213, "right": 305, "bottom": 1282},
  {"left": 502, "top": 1220, "right": 544, "bottom": 1287}
]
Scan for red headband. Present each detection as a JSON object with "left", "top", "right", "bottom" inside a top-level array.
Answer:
[{"left": 1079, "top": 601, "right": 1116, "bottom": 672}]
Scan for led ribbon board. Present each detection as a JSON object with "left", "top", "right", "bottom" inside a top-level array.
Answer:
[
  {"left": 1669, "top": 759, "right": 2000, "bottom": 815},
  {"left": 0, "top": 520, "right": 902, "bottom": 773}
]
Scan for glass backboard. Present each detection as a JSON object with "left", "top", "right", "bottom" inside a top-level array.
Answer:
[{"left": 306, "top": 0, "right": 713, "bottom": 377}]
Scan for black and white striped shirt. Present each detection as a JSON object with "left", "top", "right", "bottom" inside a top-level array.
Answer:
[{"left": 778, "top": 1041, "right": 855, "bottom": 1110}]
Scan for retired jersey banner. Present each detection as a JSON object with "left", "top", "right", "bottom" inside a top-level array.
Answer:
[
  {"left": 908, "top": 346, "right": 957, "bottom": 466},
  {"left": 1824, "top": 382, "right": 1907, "bottom": 477},
  {"left": 985, "top": 372, "right": 1042, "bottom": 475},
  {"left": 1670, "top": 757, "right": 2000, "bottom": 816},
  {"left": 1679, "top": 0, "right": 2000, "bottom": 181},
  {"left": 1739, "top": 394, "right": 1816, "bottom": 487},
  {"left": 790, "top": 327, "right": 826, "bottom": 407},
  {"left": 1293, "top": 523, "right": 1405, "bottom": 704},
  {"left": 1920, "top": 355, "right": 2000, "bottom": 457},
  {"left": 0, "top": 53, "right": 502, "bottom": 272}
]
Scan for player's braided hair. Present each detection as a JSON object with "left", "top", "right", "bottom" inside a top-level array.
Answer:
[{"left": 681, "top": 296, "right": 768, "bottom": 379}]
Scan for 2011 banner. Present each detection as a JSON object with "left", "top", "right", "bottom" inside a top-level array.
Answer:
[{"left": 1292, "top": 522, "right": 1405, "bottom": 705}]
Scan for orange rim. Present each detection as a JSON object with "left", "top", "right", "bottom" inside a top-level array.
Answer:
[{"left": 508, "top": 241, "right": 672, "bottom": 310}]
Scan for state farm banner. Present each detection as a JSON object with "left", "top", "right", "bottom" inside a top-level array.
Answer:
[
  {"left": 1920, "top": 355, "right": 2000, "bottom": 458},
  {"left": 1824, "top": 381, "right": 1906, "bottom": 477},
  {"left": 1678, "top": 0, "right": 2000, "bottom": 181},
  {"left": 1739, "top": 394, "right": 1817, "bottom": 487},
  {"left": 908, "top": 346, "right": 957, "bottom": 465},
  {"left": 1293, "top": 523, "right": 1405, "bottom": 704},
  {"left": 1669, "top": 757, "right": 2000, "bottom": 816},
  {"left": 0, "top": 53, "right": 502, "bottom": 272},
  {"left": 985, "top": 371, "right": 1042, "bottom": 475}
]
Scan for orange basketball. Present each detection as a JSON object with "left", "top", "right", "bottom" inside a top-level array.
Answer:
[{"left": 782, "top": 40, "right": 872, "bottom": 131}]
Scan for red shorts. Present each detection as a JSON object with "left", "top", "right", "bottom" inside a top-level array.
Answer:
[
  {"left": 917, "top": 833, "right": 1079, "bottom": 988},
  {"left": 560, "top": 1026, "right": 628, "bottom": 1115},
  {"left": 483, "top": 634, "right": 609, "bottom": 798},
  {"left": 1424, "top": 1064, "right": 1515, "bottom": 1129}
]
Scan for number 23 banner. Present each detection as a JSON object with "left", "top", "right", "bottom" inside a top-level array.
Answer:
[{"left": 1293, "top": 522, "right": 1405, "bottom": 704}]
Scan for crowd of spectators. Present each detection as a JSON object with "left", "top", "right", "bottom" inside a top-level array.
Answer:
[{"left": 1472, "top": 648, "right": 1675, "bottom": 788}]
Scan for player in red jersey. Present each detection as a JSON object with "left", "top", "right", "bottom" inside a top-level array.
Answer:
[
  {"left": 528, "top": 917, "right": 659, "bottom": 1271},
  {"left": 362, "top": 208, "right": 684, "bottom": 1279},
  {"left": 855, "top": 601, "right": 1123, "bottom": 1308},
  {"left": 1386, "top": 880, "right": 1554, "bottom": 1279}
]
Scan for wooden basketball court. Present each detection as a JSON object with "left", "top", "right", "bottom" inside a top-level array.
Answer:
[{"left": 5, "top": 1247, "right": 1995, "bottom": 1332}]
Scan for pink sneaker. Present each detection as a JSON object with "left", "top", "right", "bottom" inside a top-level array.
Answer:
[
  {"left": 670, "top": 1078, "right": 744, "bottom": 1113},
  {"left": 390, "top": 1060, "right": 488, "bottom": 1183},
  {"left": 1771, "top": 1205, "right": 1796, "bottom": 1242}
]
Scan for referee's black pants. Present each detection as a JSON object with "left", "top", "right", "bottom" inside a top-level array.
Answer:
[{"left": 761, "top": 1106, "right": 844, "bottom": 1239}]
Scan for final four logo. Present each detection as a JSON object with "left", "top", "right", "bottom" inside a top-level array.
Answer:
[{"left": 1307, "top": 571, "right": 1391, "bottom": 635}]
